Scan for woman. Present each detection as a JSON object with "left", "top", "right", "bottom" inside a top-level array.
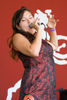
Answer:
[{"left": 8, "top": 7, "right": 58, "bottom": 100}]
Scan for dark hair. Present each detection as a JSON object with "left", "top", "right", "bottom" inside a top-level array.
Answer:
[{"left": 7, "top": 7, "right": 35, "bottom": 61}]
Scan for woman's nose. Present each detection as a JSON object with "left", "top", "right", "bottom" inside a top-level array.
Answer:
[{"left": 27, "top": 19, "right": 32, "bottom": 24}]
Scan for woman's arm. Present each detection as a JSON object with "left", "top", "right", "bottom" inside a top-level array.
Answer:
[
  {"left": 48, "top": 29, "right": 58, "bottom": 50},
  {"left": 47, "top": 15, "right": 59, "bottom": 50}
]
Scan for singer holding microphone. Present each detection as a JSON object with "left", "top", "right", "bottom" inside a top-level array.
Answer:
[{"left": 8, "top": 6, "right": 58, "bottom": 100}]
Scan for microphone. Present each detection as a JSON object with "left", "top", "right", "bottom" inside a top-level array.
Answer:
[
  {"left": 29, "top": 23, "right": 33, "bottom": 28},
  {"left": 29, "top": 23, "right": 45, "bottom": 28}
]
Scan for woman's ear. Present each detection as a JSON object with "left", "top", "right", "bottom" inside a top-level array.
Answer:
[{"left": 16, "top": 25, "right": 21, "bottom": 30}]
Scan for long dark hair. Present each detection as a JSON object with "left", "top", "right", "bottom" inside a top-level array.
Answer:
[{"left": 7, "top": 7, "right": 35, "bottom": 61}]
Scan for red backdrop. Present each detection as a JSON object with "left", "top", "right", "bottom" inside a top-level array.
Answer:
[{"left": 0, "top": 0, "right": 67, "bottom": 100}]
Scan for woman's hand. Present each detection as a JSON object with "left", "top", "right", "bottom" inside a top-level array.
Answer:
[
  {"left": 47, "top": 15, "right": 59, "bottom": 29},
  {"left": 32, "top": 18, "right": 41, "bottom": 31}
]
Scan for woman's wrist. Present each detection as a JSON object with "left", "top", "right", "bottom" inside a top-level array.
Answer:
[
  {"left": 36, "top": 26, "right": 41, "bottom": 32},
  {"left": 50, "top": 28, "right": 56, "bottom": 31}
]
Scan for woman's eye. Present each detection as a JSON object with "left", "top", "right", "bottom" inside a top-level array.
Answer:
[
  {"left": 21, "top": 20, "right": 26, "bottom": 22},
  {"left": 29, "top": 16, "right": 33, "bottom": 19}
]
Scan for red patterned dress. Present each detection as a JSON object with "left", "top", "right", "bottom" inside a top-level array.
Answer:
[{"left": 17, "top": 33, "right": 57, "bottom": 100}]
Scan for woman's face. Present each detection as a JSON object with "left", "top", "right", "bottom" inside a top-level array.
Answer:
[{"left": 19, "top": 11, "right": 35, "bottom": 35}]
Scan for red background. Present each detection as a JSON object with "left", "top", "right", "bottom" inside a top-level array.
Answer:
[{"left": 0, "top": 0, "right": 67, "bottom": 100}]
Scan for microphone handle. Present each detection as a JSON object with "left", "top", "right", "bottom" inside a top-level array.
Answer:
[{"left": 29, "top": 23, "right": 45, "bottom": 28}]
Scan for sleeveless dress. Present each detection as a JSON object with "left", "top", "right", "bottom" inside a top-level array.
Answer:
[{"left": 17, "top": 33, "right": 57, "bottom": 100}]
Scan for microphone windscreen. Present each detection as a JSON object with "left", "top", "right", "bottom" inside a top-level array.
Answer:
[{"left": 29, "top": 23, "right": 33, "bottom": 28}]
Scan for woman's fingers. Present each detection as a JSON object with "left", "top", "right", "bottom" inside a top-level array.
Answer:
[
  {"left": 55, "top": 19, "right": 59, "bottom": 23},
  {"left": 31, "top": 17, "right": 41, "bottom": 31},
  {"left": 35, "top": 18, "right": 40, "bottom": 25}
]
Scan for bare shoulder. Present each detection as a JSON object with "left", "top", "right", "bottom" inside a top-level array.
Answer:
[
  {"left": 13, "top": 33, "right": 31, "bottom": 45},
  {"left": 12, "top": 33, "right": 37, "bottom": 57},
  {"left": 13, "top": 33, "right": 26, "bottom": 40},
  {"left": 13, "top": 32, "right": 31, "bottom": 48}
]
